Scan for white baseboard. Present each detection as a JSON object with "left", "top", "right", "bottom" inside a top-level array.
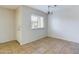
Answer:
[{"left": 48, "top": 35, "right": 79, "bottom": 44}]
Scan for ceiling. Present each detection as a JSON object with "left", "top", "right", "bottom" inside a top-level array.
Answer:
[
  {"left": 0, "top": 5, "right": 78, "bottom": 15},
  {"left": 0, "top": 5, "right": 49, "bottom": 13},
  {"left": 28, "top": 5, "right": 48, "bottom": 13},
  {"left": 0, "top": 5, "right": 19, "bottom": 9},
  {"left": 0, "top": 5, "right": 59, "bottom": 14}
]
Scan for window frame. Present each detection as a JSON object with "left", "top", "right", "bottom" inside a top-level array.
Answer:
[{"left": 31, "top": 14, "right": 44, "bottom": 30}]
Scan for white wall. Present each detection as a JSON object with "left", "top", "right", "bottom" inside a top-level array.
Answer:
[
  {"left": 16, "top": 6, "right": 48, "bottom": 45},
  {"left": 0, "top": 7, "right": 16, "bottom": 43},
  {"left": 48, "top": 5, "right": 79, "bottom": 43}
]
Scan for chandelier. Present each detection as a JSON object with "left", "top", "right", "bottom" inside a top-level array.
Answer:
[{"left": 48, "top": 5, "right": 57, "bottom": 14}]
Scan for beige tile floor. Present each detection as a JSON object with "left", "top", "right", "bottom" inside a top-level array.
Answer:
[{"left": 0, "top": 37, "right": 79, "bottom": 54}]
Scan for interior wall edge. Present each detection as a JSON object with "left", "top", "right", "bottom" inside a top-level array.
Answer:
[
  {"left": 48, "top": 35, "right": 79, "bottom": 44},
  {"left": 19, "top": 36, "right": 48, "bottom": 45}
]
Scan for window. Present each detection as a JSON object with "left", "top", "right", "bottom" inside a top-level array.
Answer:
[{"left": 31, "top": 14, "right": 44, "bottom": 29}]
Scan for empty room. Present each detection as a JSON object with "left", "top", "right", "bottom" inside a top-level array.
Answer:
[{"left": 0, "top": 5, "right": 79, "bottom": 54}]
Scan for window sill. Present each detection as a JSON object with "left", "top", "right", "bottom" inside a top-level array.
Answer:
[{"left": 32, "top": 28, "right": 44, "bottom": 30}]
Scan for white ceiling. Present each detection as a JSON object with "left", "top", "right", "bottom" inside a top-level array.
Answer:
[
  {"left": 28, "top": 5, "right": 48, "bottom": 13},
  {"left": 0, "top": 5, "right": 49, "bottom": 13},
  {"left": 0, "top": 5, "right": 19, "bottom": 9},
  {"left": 0, "top": 5, "right": 59, "bottom": 13},
  {"left": 0, "top": 5, "right": 78, "bottom": 14}
]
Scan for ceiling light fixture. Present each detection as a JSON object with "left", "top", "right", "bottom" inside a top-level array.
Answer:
[{"left": 48, "top": 5, "right": 57, "bottom": 14}]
